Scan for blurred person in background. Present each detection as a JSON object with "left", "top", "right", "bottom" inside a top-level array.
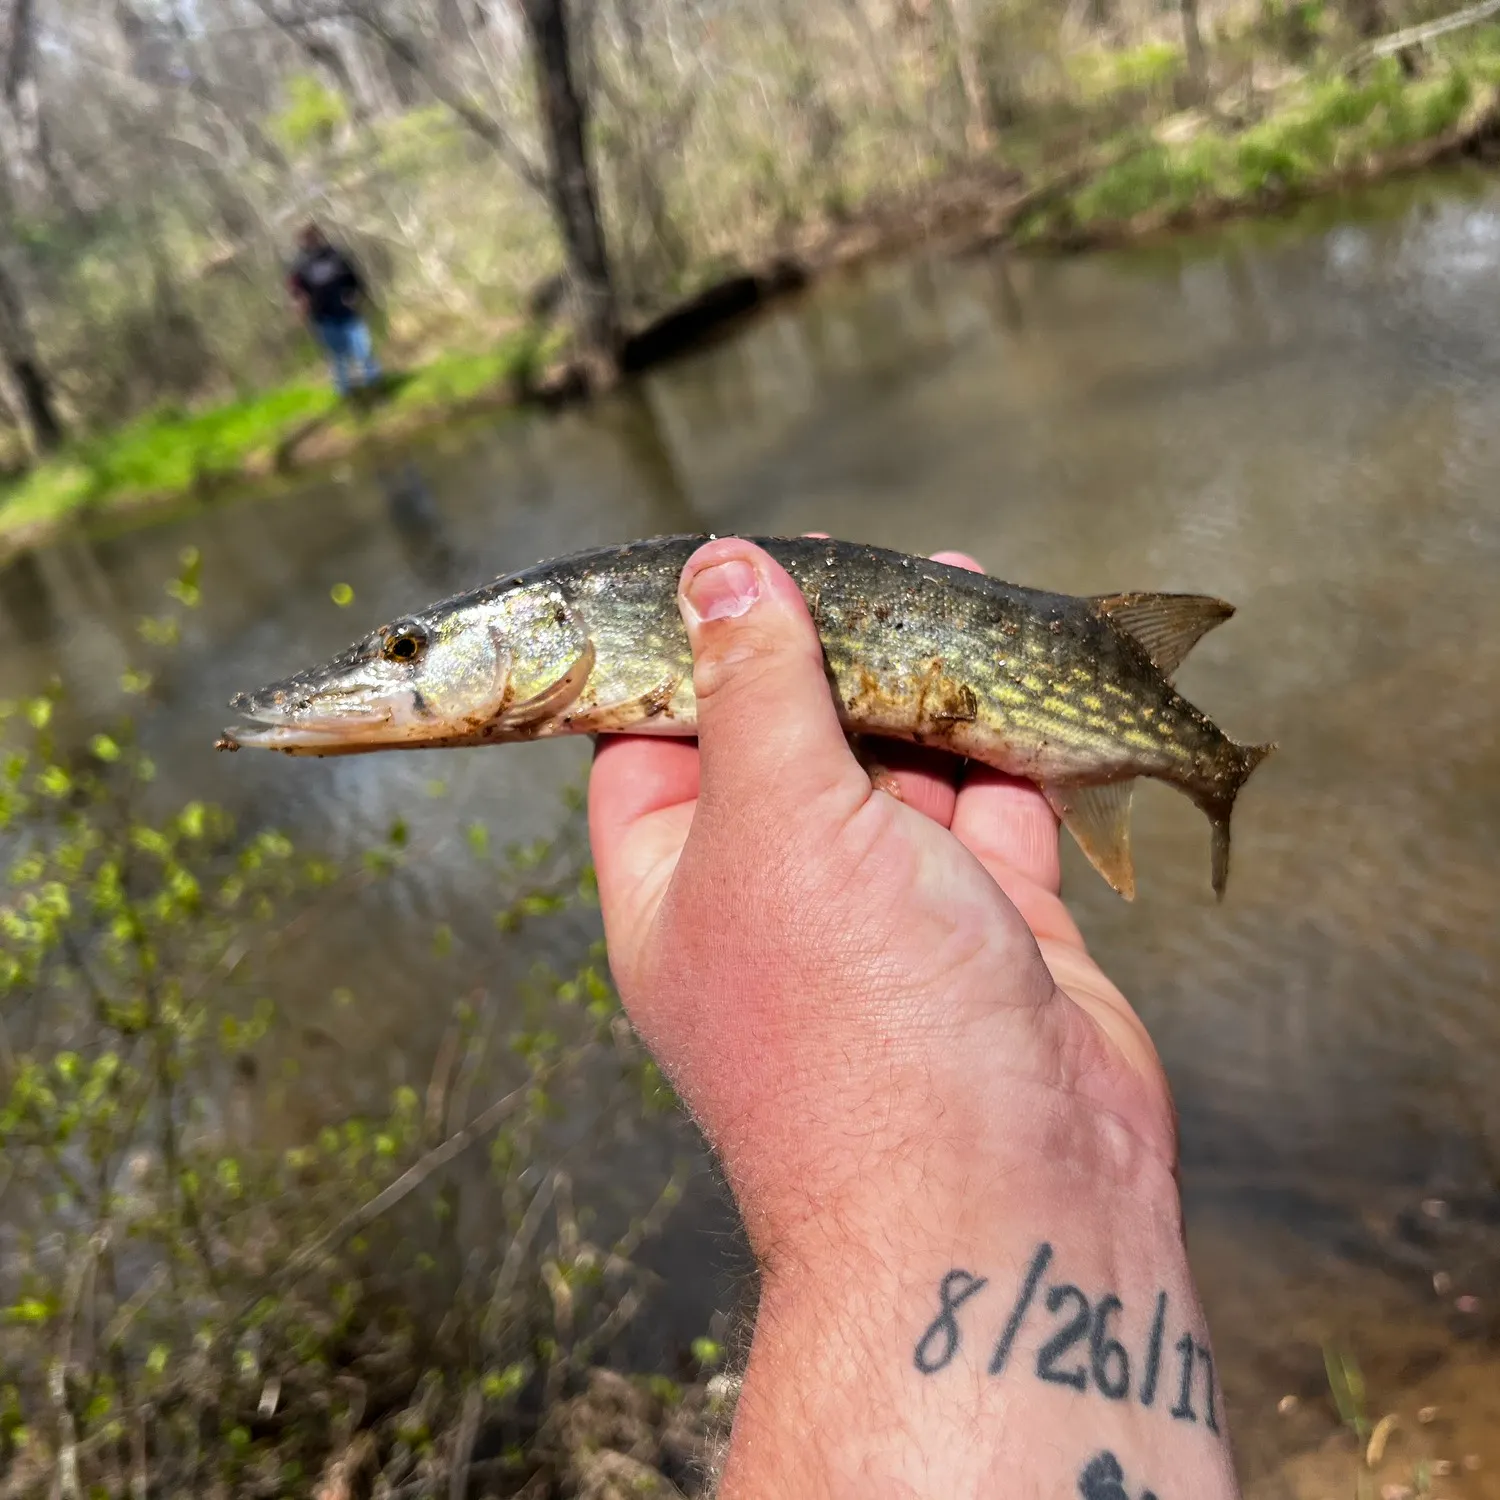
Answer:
[{"left": 287, "top": 222, "right": 382, "bottom": 398}]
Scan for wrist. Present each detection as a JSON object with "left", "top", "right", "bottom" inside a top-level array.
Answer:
[
  {"left": 722, "top": 1156, "right": 1239, "bottom": 1500},
  {"left": 739, "top": 1045, "right": 1182, "bottom": 1291}
]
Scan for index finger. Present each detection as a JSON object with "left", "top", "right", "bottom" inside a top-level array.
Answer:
[{"left": 587, "top": 734, "right": 699, "bottom": 940}]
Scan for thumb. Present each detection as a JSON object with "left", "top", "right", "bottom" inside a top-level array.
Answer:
[{"left": 679, "top": 538, "right": 867, "bottom": 820}]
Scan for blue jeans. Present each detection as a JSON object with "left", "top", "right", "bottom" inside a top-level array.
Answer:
[{"left": 313, "top": 316, "right": 381, "bottom": 395}]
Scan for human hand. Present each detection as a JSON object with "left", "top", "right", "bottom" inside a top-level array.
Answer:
[{"left": 588, "top": 538, "right": 1239, "bottom": 1499}]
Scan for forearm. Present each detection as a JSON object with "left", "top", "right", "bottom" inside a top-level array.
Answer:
[{"left": 719, "top": 1156, "right": 1240, "bottom": 1500}]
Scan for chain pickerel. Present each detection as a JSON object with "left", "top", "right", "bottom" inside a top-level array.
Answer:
[{"left": 217, "top": 535, "right": 1274, "bottom": 899}]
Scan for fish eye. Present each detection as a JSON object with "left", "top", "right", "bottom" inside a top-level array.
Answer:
[{"left": 381, "top": 622, "right": 428, "bottom": 664}]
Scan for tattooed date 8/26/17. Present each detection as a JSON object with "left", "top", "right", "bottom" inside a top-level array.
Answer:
[{"left": 912, "top": 1243, "right": 1221, "bottom": 1439}]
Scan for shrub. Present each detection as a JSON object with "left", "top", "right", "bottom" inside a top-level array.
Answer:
[{"left": 0, "top": 550, "right": 702, "bottom": 1496}]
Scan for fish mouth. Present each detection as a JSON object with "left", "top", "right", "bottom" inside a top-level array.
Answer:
[{"left": 218, "top": 688, "right": 394, "bottom": 753}]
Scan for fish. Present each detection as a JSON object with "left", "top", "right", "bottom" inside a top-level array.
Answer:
[{"left": 217, "top": 534, "right": 1274, "bottom": 900}]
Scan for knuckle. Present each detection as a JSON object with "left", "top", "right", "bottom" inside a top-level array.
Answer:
[{"left": 692, "top": 627, "right": 813, "bottom": 707}]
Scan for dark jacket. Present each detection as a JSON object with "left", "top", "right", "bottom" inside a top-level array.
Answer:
[{"left": 288, "top": 243, "right": 365, "bottom": 323}]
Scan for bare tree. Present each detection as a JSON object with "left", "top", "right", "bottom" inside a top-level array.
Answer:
[
  {"left": 1181, "top": 0, "right": 1208, "bottom": 100},
  {"left": 261, "top": 0, "right": 548, "bottom": 190},
  {"left": 0, "top": 0, "right": 52, "bottom": 198},
  {"left": 0, "top": 243, "right": 63, "bottom": 453},
  {"left": 1346, "top": 0, "right": 1387, "bottom": 40},
  {"left": 945, "top": 0, "right": 992, "bottom": 154},
  {"left": 518, "top": 0, "right": 622, "bottom": 381}
]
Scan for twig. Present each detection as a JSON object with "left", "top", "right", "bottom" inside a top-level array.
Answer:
[
  {"left": 574, "top": 1282, "right": 647, "bottom": 1364},
  {"left": 425, "top": 1020, "right": 463, "bottom": 1145},
  {"left": 540, "top": 1255, "right": 572, "bottom": 1414},
  {"left": 609, "top": 1158, "right": 691, "bottom": 1265},
  {"left": 50, "top": 1229, "right": 109, "bottom": 1500},
  {"left": 275, "top": 1074, "right": 544, "bottom": 1292},
  {"left": 482, "top": 1170, "right": 559, "bottom": 1349},
  {"left": 447, "top": 1383, "right": 483, "bottom": 1500},
  {"left": 129, "top": 1411, "right": 147, "bottom": 1500}
]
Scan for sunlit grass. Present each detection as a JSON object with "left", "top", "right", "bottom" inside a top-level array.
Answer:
[
  {"left": 0, "top": 337, "right": 551, "bottom": 549},
  {"left": 1036, "top": 54, "right": 1488, "bottom": 237},
  {"left": 389, "top": 341, "right": 540, "bottom": 411}
]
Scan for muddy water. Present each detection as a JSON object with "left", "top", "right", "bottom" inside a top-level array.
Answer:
[{"left": 6, "top": 168, "right": 1500, "bottom": 1489}]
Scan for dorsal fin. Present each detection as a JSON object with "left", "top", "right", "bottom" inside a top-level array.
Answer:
[
  {"left": 1091, "top": 592, "right": 1235, "bottom": 679},
  {"left": 1041, "top": 779, "right": 1137, "bottom": 900}
]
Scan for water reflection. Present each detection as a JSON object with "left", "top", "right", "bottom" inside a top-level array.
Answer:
[
  {"left": 4, "top": 167, "right": 1500, "bottom": 1483},
  {"left": 378, "top": 460, "right": 456, "bottom": 586}
]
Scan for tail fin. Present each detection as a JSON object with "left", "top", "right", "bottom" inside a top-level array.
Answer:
[{"left": 1196, "top": 740, "right": 1276, "bottom": 900}]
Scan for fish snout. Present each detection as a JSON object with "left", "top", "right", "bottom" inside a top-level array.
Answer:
[{"left": 227, "top": 684, "right": 304, "bottom": 719}]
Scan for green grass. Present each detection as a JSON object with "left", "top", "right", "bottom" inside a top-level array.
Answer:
[
  {"left": 1036, "top": 53, "right": 1487, "bottom": 237},
  {"left": 1065, "top": 38, "right": 1184, "bottom": 104},
  {"left": 0, "top": 336, "right": 549, "bottom": 549}
]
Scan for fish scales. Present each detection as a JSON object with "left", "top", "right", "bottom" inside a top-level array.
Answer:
[{"left": 218, "top": 535, "right": 1274, "bottom": 900}]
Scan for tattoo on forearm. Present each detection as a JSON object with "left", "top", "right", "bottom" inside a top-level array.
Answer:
[
  {"left": 1079, "top": 1450, "right": 1159, "bottom": 1500},
  {"left": 913, "top": 1269, "right": 989, "bottom": 1374},
  {"left": 989, "top": 1240, "right": 1051, "bottom": 1374},
  {"left": 912, "top": 1241, "right": 1223, "bottom": 1441}
]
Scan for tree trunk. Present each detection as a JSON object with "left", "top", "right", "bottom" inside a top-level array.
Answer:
[
  {"left": 945, "top": 0, "right": 991, "bottom": 155},
  {"left": 518, "top": 0, "right": 623, "bottom": 385},
  {"left": 0, "top": 250, "right": 62, "bottom": 455},
  {"left": 1348, "top": 0, "right": 1386, "bottom": 40},
  {"left": 1180, "top": 0, "right": 1208, "bottom": 100},
  {"left": 0, "top": 0, "right": 53, "bottom": 201}
]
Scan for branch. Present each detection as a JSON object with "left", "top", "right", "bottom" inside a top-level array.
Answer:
[
  {"left": 250, "top": 0, "right": 548, "bottom": 195},
  {"left": 275, "top": 1072, "right": 544, "bottom": 1291},
  {"left": 1354, "top": 0, "right": 1500, "bottom": 60},
  {"left": 350, "top": 3, "right": 547, "bottom": 192},
  {"left": 0, "top": 0, "right": 36, "bottom": 110}
]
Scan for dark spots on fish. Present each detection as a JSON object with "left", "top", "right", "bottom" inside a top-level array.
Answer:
[
  {"left": 873, "top": 601, "right": 894, "bottom": 624},
  {"left": 915, "top": 659, "right": 980, "bottom": 733},
  {"left": 410, "top": 689, "right": 429, "bottom": 716},
  {"left": 942, "top": 683, "right": 979, "bottom": 724},
  {"left": 554, "top": 605, "right": 568, "bottom": 625},
  {"left": 639, "top": 676, "right": 680, "bottom": 719},
  {"left": 845, "top": 666, "right": 890, "bottom": 721}
]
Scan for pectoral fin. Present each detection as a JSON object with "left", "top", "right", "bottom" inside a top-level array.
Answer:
[
  {"left": 1042, "top": 779, "right": 1137, "bottom": 900},
  {"left": 1091, "top": 592, "right": 1235, "bottom": 679}
]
